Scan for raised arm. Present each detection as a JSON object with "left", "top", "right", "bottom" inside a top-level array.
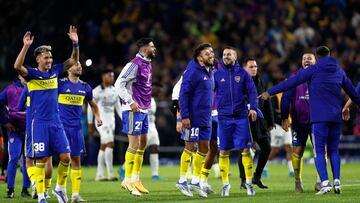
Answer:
[
  {"left": 63, "top": 25, "right": 79, "bottom": 70},
  {"left": 14, "top": 32, "right": 33, "bottom": 77}
]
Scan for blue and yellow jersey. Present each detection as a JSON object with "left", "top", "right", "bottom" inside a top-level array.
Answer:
[
  {"left": 24, "top": 64, "right": 64, "bottom": 121},
  {"left": 58, "top": 77, "right": 93, "bottom": 128}
]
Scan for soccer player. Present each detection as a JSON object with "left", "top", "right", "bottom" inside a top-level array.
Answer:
[
  {"left": 259, "top": 46, "right": 360, "bottom": 195},
  {"left": 262, "top": 93, "right": 294, "bottom": 178},
  {"left": 215, "top": 47, "right": 257, "bottom": 197},
  {"left": 19, "top": 87, "right": 59, "bottom": 200},
  {"left": 115, "top": 38, "right": 156, "bottom": 196},
  {"left": 14, "top": 25, "right": 79, "bottom": 203},
  {"left": 280, "top": 52, "right": 322, "bottom": 192},
  {"left": 147, "top": 82, "right": 164, "bottom": 180},
  {"left": 87, "top": 69, "right": 121, "bottom": 181},
  {"left": 176, "top": 43, "right": 215, "bottom": 198},
  {"left": 172, "top": 66, "right": 221, "bottom": 195},
  {"left": 59, "top": 61, "right": 102, "bottom": 202},
  {"left": 239, "top": 58, "right": 274, "bottom": 189},
  {"left": 0, "top": 75, "right": 31, "bottom": 198}
]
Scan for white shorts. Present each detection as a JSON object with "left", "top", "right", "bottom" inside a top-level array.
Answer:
[
  {"left": 96, "top": 123, "right": 115, "bottom": 144},
  {"left": 146, "top": 125, "right": 160, "bottom": 146},
  {"left": 270, "top": 124, "right": 292, "bottom": 147}
]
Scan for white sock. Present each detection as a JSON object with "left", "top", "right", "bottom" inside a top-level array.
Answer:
[
  {"left": 150, "top": 153, "right": 159, "bottom": 176},
  {"left": 191, "top": 175, "right": 200, "bottom": 184},
  {"left": 179, "top": 175, "right": 186, "bottom": 183},
  {"left": 38, "top": 193, "right": 45, "bottom": 200},
  {"left": 72, "top": 192, "right": 79, "bottom": 197},
  {"left": 200, "top": 178, "right": 207, "bottom": 187},
  {"left": 55, "top": 184, "right": 65, "bottom": 192},
  {"left": 287, "top": 160, "right": 294, "bottom": 172},
  {"left": 124, "top": 177, "right": 131, "bottom": 183},
  {"left": 97, "top": 150, "right": 105, "bottom": 177},
  {"left": 131, "top": 174, "right": 140, "bottom": 181},
  {"left": 212, "top": 163, "right": 220, "bottom": 177},
  {"left": 105, "top": 148, "right": 114, "bottom": 178}
]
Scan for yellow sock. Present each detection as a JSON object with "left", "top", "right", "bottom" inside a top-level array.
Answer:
[
  {"left": 219, "top": 154, "right": 230, "bottom": 184},
  {"left": 242, "top": 151, "right": 253, "bottom": 182},
  {"left": 125, "top": 148, "right": 136, "bottom": 180},
  {"left": 180, "top": 149, "right": 193, "bottom": 177},
  {"left": 45, "top": 178, "right": 52, "bottom": 191},
  {"left": 27, "top": 166, "right": 36, "bottom": 182},
  {"left": 192, "top": 151, "right": 206, "bottom": 177},
  {"left": 56, "top": 161, "right": 70, "bottom": 187},
  {"left": 71, "top": 169, "right": 81, "bottom": 193},
  {"left": 200, "top": 168, "right": 211, "bottom": 181},
  {"left": 132, "top": 149, "right": 145, "bottom": 176},
  {"left": 292, "top": 153, "right": 303, "bottom": 180},
  {"left": 35, "top": 163, "right": 45, "bottom": 194}
]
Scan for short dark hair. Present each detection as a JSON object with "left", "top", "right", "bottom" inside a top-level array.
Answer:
[
  {"left": 34, "top": 45, "right": 52, "bottom": 57},
  {"left": 316, "top": 46, "right": 330, "bottom": 58},
  {"left": 243, "top": 57, "right": 256, "bottom": 66},
  {"left": 223, "top": 45, "right": 237, "bottom": 52},
  {"left": 193, "top": 43, "right": 212, "bottom": 60},
  {"left": 136, "top": 38, "right": 154, "bottom": 49},
  {"left": 101, "top": 68, "right": 114, "bottom": 75}
]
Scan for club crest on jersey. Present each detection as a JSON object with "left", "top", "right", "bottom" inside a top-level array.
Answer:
[
  {"left": 234, "top": 76, "right": 241, "bottom": 83},
  {"left": 66, "top": 89, "right": 71, "bottom": 93},
  {"left": 203, "top": 76, "right": 208, "bottom": 80},
  {"left": 78, "top": 90, "right": 86, "bottom": 93},
  {"left": 220, "top": 78, "right": 225, "bottom": 82}
]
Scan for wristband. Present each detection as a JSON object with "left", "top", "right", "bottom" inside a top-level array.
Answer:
[
  {"left": 176, "top": 118, "right": 181, "bottom": 122},
  {"left": 73, "top": 43, "right": 79, "bottom": 48}
]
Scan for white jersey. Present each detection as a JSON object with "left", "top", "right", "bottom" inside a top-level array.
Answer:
[
  {"left": 171, "top": 76, "right": 183, "bottom": 100},
  {"left": 87, "top": 85, "right": 122, "bottom": 126},
  {"left": 148, "top": 97, "right": 156, "bottom": 127}
]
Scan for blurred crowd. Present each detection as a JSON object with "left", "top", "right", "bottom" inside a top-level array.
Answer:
[{"left": 1, "top": 0, "right": 360, "bottom": 145}]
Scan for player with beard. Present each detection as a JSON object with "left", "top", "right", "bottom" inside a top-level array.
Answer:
[
  {"left": 115, "top": 38, "right": 156, "bottom": 196},
  {"left": 280, "top": 53, "right": 322, "bottom": 192},
  {"left": 175, "top": 43, "right": 215, "bottom": 198},
  {"left": 58, "top": 61, "right": 102, "bottom": 202},
  {"left": 215, "top": 47, "right": 258, "bottom": 197}
]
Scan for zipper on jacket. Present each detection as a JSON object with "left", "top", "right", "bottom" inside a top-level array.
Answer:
[{"left": 229, "top": 69, "right": 234, "bottom": 115}]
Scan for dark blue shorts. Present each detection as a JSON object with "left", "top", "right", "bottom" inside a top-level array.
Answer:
[
  {"left": 292, "top": 123, "right": 312, "bottom": 147},
  {"left": 26, "top": 119, "right": 70, "bottom": 158},
  {"left": 64, "top": 126, "right": 85, "bottom": 156},
  {"left": 181, "top": 126, "right": 211, "bottom": 142},
  {"left": 122, "top": 111, "right": 148, "bottom": 135},
  {"left": 218, "top": 118, "right": 252, "bottom": 150}
]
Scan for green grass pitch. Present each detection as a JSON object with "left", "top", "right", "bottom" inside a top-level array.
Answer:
[{"left": 1, "top": 163, "right": 359, "bottom": 202}]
